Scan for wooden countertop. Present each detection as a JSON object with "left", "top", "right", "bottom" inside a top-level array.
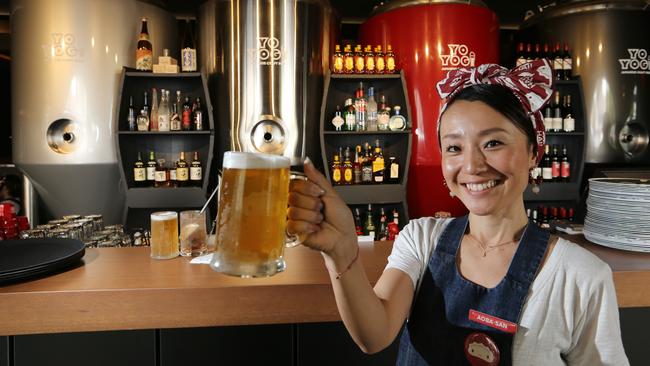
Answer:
[{"left": 1, "top": 235, "right": 650, "bottom": 336}]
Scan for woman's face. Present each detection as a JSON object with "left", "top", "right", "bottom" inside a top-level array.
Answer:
[{"left": 439, "top": 100, "right": 535, "bottom": 217}]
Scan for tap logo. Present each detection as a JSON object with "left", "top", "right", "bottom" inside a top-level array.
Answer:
[
  {"left": 42, "top": 33, "right": 84, "bottom": 62},
  {"left": 255, "top": 37, "right": 283, "bottom": 66},
  {"left": 440, "top": 44, "right": 476, "bottom": 71},
  {"left": 619, "top": 49, "right": 650, "bottom": 75}
]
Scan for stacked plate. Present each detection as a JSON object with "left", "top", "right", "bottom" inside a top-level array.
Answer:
[{"left": 584, "top": 178, "right": 650, "bottom": 252}]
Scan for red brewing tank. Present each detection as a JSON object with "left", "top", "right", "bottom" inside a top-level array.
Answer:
[{"left": 360, "top": 1, "right": 499, "bottom": 218}]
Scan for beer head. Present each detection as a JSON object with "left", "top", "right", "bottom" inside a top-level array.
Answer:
[
  {"left": 222, "top": 151, "right": 290, "bottom": 170},
  {"left": 151, "top": 211, "right": 178, "bottom": 221}
]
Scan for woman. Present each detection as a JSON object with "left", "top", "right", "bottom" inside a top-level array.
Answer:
[{"left": 288, "top": 59, "right": 628, "bottom": 365}]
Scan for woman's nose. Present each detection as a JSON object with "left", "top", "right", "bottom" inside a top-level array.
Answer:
[{"left": 463, "top": 147, "right": 487, "bottom": 174}]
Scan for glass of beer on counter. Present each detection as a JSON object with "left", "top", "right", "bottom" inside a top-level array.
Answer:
[
  {"left": 210, "top": 151, "right": 303, "bottom": 277},
  {"left": 150, "top": 211, "right": 179, "bottom": 259}
]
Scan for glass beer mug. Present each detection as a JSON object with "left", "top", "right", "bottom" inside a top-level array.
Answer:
[{"left": 210, "top": 152, "right": 304, "bottom": 277}]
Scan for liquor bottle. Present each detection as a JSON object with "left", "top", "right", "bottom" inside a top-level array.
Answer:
[
  {"left": 354, "top": 83, "right": 367, "bottom": 131},
  {"left": 176, "top": 151, "right": 189, "bottom": 186},
  {"left": 170, "top": 102, "right": 181, "bottom": 131},
  {"left": 540, "top": 206, "right": 550, "bottom": 229},
  {"left": 169, "top": 160, "right": 178, "bottom": 188},
  {"left": 127, "top": 96, "right": 136, "bottom": 131},
  {"left": 354, "top": 45, "right": 365, "bottom": 74},
  {"left": 378, "top": 95, "right": 390, "bottom": 131},
  {"left": 182, "top": 96, "right": 192, "bottom": 131},
  {"left": 542, "top": 43, "right": 550, "bottom": 61},
  {"left": 353, "top": 145, "right": 362, "bottom": 184},
  {"left": 525, "top": 43, "right": 533, "bottom": 63},
  {"left": 378, "top": 207, "right": 388, "bottom": 241},
  {"left": 553, "top": 43, "right": 563, "bottom": 80},
  {"left": 568, "top": 207, "right": 575, "bottom": 222},
  {"left": 154, "top": 159, "right": 169, "bottom": 188},
  {"left": 372, "top": 139, "right": 385, "bottom": 184},
  {"left": 343, "top": 44, "right": 354, "bottom": 74},
  {"left": 541, "top": 144, "right": 552, "bottom": 182},
  {"left": 193, "top": 97, "right": 203, "bottom": 131},
  {"left": 190, "top": 151, "right": 203, "bottom": 187},
  {"left": 181, "top": 19, "right": 197, "bottom": 72},
  {"left": 366, "top": 87, "right": 378, "bottom": 131},
  {"left": 387, "top": 209, "right": 400, "bottom": 240},
  {"left": 364, "top": 45, "right": 375, "bottom": 74},
  {"left": 133, "top": 152, "right": 146, "bottom": 187},
  {"left": 364, "top": 204, "right": 376, "bottom": 238},
  {"left": 150, "top": 88, "right": 159, "bottom": 131},
  {"left": 332, "top": 44, "right": 344, "bottom": 74},
  {"left": 146, "top": 150, "right": 157, "bottom": 186},
  {"left": 331, "top": 105, "right": 344, "bottom": 131},
  {"left": 386, "top": 44, "right": 396, "bottom": 73},
  {"left": 331, "top": 152, "right": 342, "bottom": 185},
  {"left": 136, "top": 18, "right": 153, "bottom": 71},
  {"left": 157, "top": 89, "right": 170, "bottom": 131},
  {"left": 388, "top": 106, "right": 407, "bottom": 131},
  {"left": 533, "top": 43, "right": 541, "bottom": 60},
  {"left": 543, "top": 101, "right": 553, "bottom": 132},
  {"left": 551, "top": 206, "right": 559, "bottom": 221},
  {"left": 361, "top": 143, "right": 374, "bottom": 184},
  {"left": 136, "top": 109, "right": 149, "bottom": 131},
  {"left": 562, "top": 94, "right": 575, "bottom": 132},
  {"left": 175, "top": 90, "right": 183, "bottom": 119},
  {"left": 560, "top": 145, "right": 571, "bottom": 182},
  {"left": 560, "top": 206, "right": 567, "bottom": 221},
  {"left": 354, "top": 208, "right": 364, "bottom": 236},
  {"left": 143, "top": 90, "right": 149, "bottom": 115},
  {"left": 552, "top": 91, "right": 563, "bottom": 132},
  {"left": 343, "top": 147, "right": 353, "bottom": 185},
  {"left": 515, "top": 42, "right": 526, "bottom": 67},
  {"left": 562, "top": 43, "right": 573, "bottom": 80},
  {"left": 551, "top": 145, "right": 561, "bottom": 182},
  {"left": 343, "top": 98, "right": 356, "bottom": 131},
  {"left": 375, "top": 45, "right": 385, "bottom": 74},
  {"left": 388, "top": 156, "right": 400, "bottom": 184}
]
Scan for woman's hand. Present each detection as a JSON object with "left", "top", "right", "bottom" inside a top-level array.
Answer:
[{"left": 287, "top": 158, "right": 358, "bottom": 264}]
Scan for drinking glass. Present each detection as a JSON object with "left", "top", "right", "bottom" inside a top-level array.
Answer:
[
  {"left": 150, "top": 211, "right": 179, "bottom": 259},
  {"left": 180, "top": 210, "right": 208, "bottom": 257}
]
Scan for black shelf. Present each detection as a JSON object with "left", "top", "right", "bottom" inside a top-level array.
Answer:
[
  {"left": 323, "top": 130, "right": 411, "bottom": 135},
  {"left": 334, "top": 185, "right": 405, "bottom": 205},
  {"left": 124, "top": 71, "right": 203, "bottom": 78},
  {"left": 330, "top": 73, "right": 402, "bottom": 80},
  {"left": 555, "top": 79, "right": 580, "bottom": 85},
  {"left": 126, "top": 188, "right": 206, "bottom": 208},
  {"left": 118, "top": 131, "right": 212, "bottom": 135},
  {"left": 545, "top": 131, "right": 584, "bottom": 136},
  {"left": 524, "top": 182, "right": 580, "bottom": 201}
]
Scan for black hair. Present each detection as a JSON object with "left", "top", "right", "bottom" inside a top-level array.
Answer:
[{"left": 439, "top": 84, "right": 536, "bottom": 151}]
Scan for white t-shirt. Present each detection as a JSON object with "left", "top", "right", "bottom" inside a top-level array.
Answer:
[{"left": 386, "top": 217, "right": 629, "bottom": 366}]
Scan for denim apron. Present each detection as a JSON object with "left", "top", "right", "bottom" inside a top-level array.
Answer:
[{"left": 396, "top": 215, "right": 549, "bottom": 365}]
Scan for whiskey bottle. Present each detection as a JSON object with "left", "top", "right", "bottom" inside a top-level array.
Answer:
[
  {"left": 146, "top": 150, "right": 157, "bottom": 186},
  {"left": 342, "top": 147, "right": 353, "bottom": 185},
  {"left": 364, "top": 204, "right": 376, "bottom": 238},
  {"left": 332, "top": 44, "right": 344, "bottom": 74},
  {"left": 560, "top": 145, "right": 571, "bottom": 182},
  {"left": 361, "top": 143, "right": 374, "bottom": 184},
  {"left": 343, "top": 44, "right": 354, "bottom": 74},
  {"left": 135, "top": 18, "right": 153, "bottom": 71},
  {"left": 374, "top": 45, "right": 385, "bottom": 74},
  {"left": 127, "top": 96, "right": 136, "bottom": 131},
  {"left": 154, "top": 159, "right": 169, "bottom": 188},
  {"left": 331, "top": 105, "right": 344, "bottom": 131},
  {"left": 181, "top": 19, "right": 197, "bottom": 72},
  {"left": 386, "top": 44, "right": 396, "bottom": 74},
  {"left": 190, "top": 151, "right": 203, "bottom": 187},
  {"left": 353, "top": 145, "right": 362, "bottom": 184},
  {"left": 169, "top": 160, "right": 178, "bottom": 188},
  {"left": 372, "top": 139, "right": 385, "bottom": 184},
  {"left": 133, "top": 152, "right": 146, "bottom": 187},
  {"left": 176, "top": 151, "right": 190, "bottom": 187},
  {"left": 364, "top": 45, "right": 375, "bottom": 74},
  {"left": 331, "top": 152, "right": 342, "bottom": 185},
  {"left": 344, "top": 98, "right": 356, "bottom": 131},
  {"left": 388, "top": 156, "right": 400, "bottom": 184},
  {"left": 157, "top": 89, "right": 170, "bottom": 131},
  {"left": 354, "top": 45, "right": 365, "bottom": 74}
]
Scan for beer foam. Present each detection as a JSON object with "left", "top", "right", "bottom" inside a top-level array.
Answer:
[
  {"left": 151, "top": 211, "right": 178, "bottom": 221},
  {"left": 222, "top": 151, "right": 290, "bottom": 169}
]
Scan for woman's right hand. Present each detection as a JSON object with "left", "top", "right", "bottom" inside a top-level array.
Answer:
[{"left": 287, "top": 158, "right": 358, "bottom": 265}]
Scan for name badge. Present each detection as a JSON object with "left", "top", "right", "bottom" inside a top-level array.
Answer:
[{"left": 468, "top": 309, "right": 518, "bottom": 334}]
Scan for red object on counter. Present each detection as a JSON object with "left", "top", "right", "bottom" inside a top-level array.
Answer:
[
  {"left": 360, "top": 1, "right": 499, "bottom": 218},
  {"left": 0, "top": 203, "right": 15, "bottom": 218},
  {"left": 17, "top": 216, "right": 30, "bottom": 231}
]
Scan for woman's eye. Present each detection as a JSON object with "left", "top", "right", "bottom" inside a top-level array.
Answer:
[
  {"left": 484, "top": 140, "right": 502, "bottom": 148},
  {"left": 446, "top": 145, "right": 460, "bottom": 152}
]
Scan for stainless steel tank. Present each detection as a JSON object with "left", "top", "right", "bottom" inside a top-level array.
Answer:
[
  {"left": 11, "top": 0, "right": 177, "bottom": 224},
  {"left": 520, "top": 0, "right": 650, "bottom": 164},
  {"left": 199, "top": 0, "right": 335, "bottom": 166}
]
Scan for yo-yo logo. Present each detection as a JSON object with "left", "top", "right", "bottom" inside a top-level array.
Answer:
[
  {"left": 619, "top": 49, "right": 650, "bottom": 74},
  {"left": 440, "top": 44, "right": 476, "bottom": 71},
  {"left": 255, "top": 37, "right": 282, "bottom": 66}
]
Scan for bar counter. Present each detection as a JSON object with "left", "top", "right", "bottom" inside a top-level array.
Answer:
[{"left": 1, "top": 235, "right": 650, "bottom": 336}]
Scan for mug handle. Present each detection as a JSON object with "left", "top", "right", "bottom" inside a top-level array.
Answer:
[{"left": 285, "top": 171, "right": 309, "bottom": 248}]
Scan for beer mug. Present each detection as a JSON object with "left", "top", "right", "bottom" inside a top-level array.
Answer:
[
  {"left": 150, "top": 211, "right": 179, "bottom": 259},
  {"left": 210, "top": 152, "right": 304, "bottom": 277}
]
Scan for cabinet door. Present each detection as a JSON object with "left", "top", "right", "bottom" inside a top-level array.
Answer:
[
  {"left": 14, "top": 330, "right": 156, "bottom": 366},
  {"left": 160, "top": 325, "right": 293, "bottom": 366},
  {"left": 0, "top": 336, "right": 7, "bottom": 366}
]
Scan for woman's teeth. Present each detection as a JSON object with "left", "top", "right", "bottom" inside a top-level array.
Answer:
[{"left": 465, "top": 180, "right": 498, "bottom": 192}]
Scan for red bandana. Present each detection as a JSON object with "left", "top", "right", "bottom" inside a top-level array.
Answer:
[{"left": 436, "top": 59, "right": 554, "bottom": 164}]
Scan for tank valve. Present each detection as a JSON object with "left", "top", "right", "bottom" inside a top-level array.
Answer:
[{"left": 47, "top": 119, "right": 79, "bottom": 154}]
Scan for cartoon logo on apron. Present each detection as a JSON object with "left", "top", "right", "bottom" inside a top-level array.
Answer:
[{"left": 464, "top": 332, "right": 500, "bottom": 366}]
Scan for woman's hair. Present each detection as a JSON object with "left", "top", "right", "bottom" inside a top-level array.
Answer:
[{"left": 439, "top": 84, "right": 536, "bottom": 151}]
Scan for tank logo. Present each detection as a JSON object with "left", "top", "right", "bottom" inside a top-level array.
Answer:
[
  {"left": 440, "top": 44, "right": 476, "bottom": 71},
  {"left": 619, "top": 49, "right": 650, "bottom": 74},
  {"left": 255, "top": 37, "right": 282, "bottom": 66},
  {"left": 42, "top": 33, "right": 84, "bottom": 62}
]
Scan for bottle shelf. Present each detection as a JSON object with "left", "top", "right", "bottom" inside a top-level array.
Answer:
[
  {"left": 126, "top": 187, "right": 206, "bottom": 209},
  {"left": 334, "top": 184, "right": 405, "bottom": 205},
  {"left": 330, "top": 73, "right": 402, "bottom": 80},
  {"left": 118, "top": 131, "right": 213, "bottom": 135},
  {"left": 323, "top": 130, "right": 411, "bottom": 135},
  {"left": 545, "top": 131, "right": 584, "bottom": 136},
  {"left": 124, "top": 70, "right": 203, "bottom": 78}
]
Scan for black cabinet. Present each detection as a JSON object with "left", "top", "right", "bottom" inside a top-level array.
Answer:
[
  {"left": 115, "top": 69, "right": 215, "bottom": 228},
  {"left": 0, "top": 336, "right": 8, "bottom": 366},
  {"left": 319, "top": 72, "right": 412, "bottom": 227}
]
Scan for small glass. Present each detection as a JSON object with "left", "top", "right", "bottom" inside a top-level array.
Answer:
[
  {"left": 62, "top": 214, "right": 81, "bottom": 221},
  {"left": 84, "top": 215, "right": 104, "bottom": 231},
  {"left": 62, "top": 223, "right": 83, "bottom": 240},
  {"left": 74, "top": 219, "right": 95, "bottom": 240},
  {"left": 48, "top": 219, "right": 69, "bottom": 226},
  {"left": 180, "top": 210, "right": 208, "bottom": 257},
  {"left": 19, "top": 229, "right": 46, "bottom": 239},
  {"left": 49, "top": 228, "right": 70, "bottom": 238},
  {"left": 150, "top": 211, "right": 179, "bottom": 259}
]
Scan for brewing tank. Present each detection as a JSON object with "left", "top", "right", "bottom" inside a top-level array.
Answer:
[
  {"left": 199, "top": 0, "right": 335, "bottom": 167},
  {"left": 11, "top": 0, "right": 177, "bottom": 224},
  {"left": 520, "top": 0, "right": 650, "bottom": 163}
]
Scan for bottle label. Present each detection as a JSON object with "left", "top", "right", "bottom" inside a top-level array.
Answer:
[
  {"left": 553, "top": 58, "right": 563, "bottom": 70},
  {"left": 373, "top": 157, "right": 385, "bottom": 173},
  {"left": 177, "top": 167, "right": 189, "bottom": 181},
  {"left": 542, "top": 167, "right": 553, "bottom": 180},
  {"left": 333, "top": 57, "right": 343, "bottom": 73},
  {"left": 332, "top": 169, "right": 341, "bottom": 183},
  {"left": 355, "top": 57, "right": 365, "bottom": 72},
  {"left": 182, "top": 110, "right": 192, "bottom": 129},
  {"left": 376, "top": 57, "right": 385, "bottom": 72},
  {"left": 344, "top": 169, "right": 353, "bottom": 183},
  {"left": 170, "top": 115, "right": 181, "bottom": 131},
  {"left": 365, "top": 57, "right": 375, "bottom": 72},
  {"left": 387, "top": 57, "right": 396, "bottom": 72},
  {"left": 378, "top": 114, "right": 390, "bottom": 130},
  {"left": 354, "top": 168, "right": 362, "bottom": 184},
  {"left": 344, "top": 57, "right": 354, "bottom": 72},
  {"left": 563, "top": 58, "right": 572, "bottom": 70},
  {"left": 146, "top": 167, "right": 156, "bottom": 180},
  {"left": 181, "top": 48, "right": 197, "bottom": 72},
  {"left": 543, "top": 117, "right": 553, "bottom": 131},
  {"left": 134, "top": 168, "right": 146, "bottom": 182},
  {"left": 390, "top": 163, "right": 399, "bottom": 179},
  {"left": 169, "top": 169, "right": 177, "bottom": 181},
  {"left": 552, "top": 117, "right": 563, "bottom": 131},
  {"left": 194, "top": 111, "right": 203, "bottom": 130},
  {"left": 563, "top": 117, "right": 575, "bottom": 132},
  {"left": 190, "top": 167, "right": 202, "bottom": 181},
  {"left": 345, "top": 114, "right": 356, "bottom": 131},
  {"left": 362, "top": 166, "right": 373, "bottom": 182},
  {"left": 552, "top": 162, "right": 561, "bottom": 177},
  {"left": 136, "top": 49, "right": 153, "bottom": 71},
  {"left": 154, "top": 171, "right": 167, "bottom": 182},
  {"left": 332, "top": 115, "right": 344, "bottom": 130},
  {"left": 158, "top": 115, "right": 170, "bottom": 131},
  {"left": 561, "top": 162, "right": 571, "bottom": 178}
]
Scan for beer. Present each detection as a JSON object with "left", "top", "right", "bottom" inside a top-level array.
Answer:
[
  {"left": 211, "top": 152, "right": 291, "bottom": 277},
  {"left": 150, "top": 211, "right": 179, "bottom": 259}
]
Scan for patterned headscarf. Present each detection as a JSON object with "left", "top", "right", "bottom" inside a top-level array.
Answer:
[{"left": 436, "top": 59, "right": 554, "bottom": 164}]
